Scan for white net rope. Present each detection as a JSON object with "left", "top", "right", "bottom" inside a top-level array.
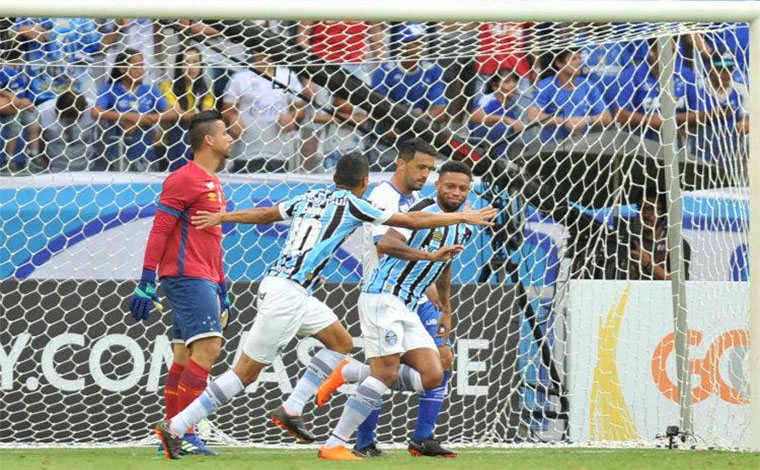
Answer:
[{"left": 0, "top": 18, "right": 751, "bottom": 449}]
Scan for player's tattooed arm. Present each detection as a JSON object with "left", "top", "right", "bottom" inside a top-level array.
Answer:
[
  {"left": 377, "top": 229, "right": 464, "bottom": 262},
  {"left": 191, "top": 206, "right": 284, "bottom": 229},
  {"left": 434, "top": 263, "right": 454, "bottom": 340}
]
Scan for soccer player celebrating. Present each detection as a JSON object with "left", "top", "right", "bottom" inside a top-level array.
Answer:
[
  {"left": 316, "top": 138, "right": 458, "bottom": 458},
  {"left": 317, "top": 161, "right": 475, "bottom": 460},
  {"left": 129, "top": 110, "right": 232, "bottom": 457},
  {"left": 154, "top": 153, "right": 495, "bottom": 459}
]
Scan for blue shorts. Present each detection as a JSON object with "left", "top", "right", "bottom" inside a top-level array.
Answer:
[
  {"left": 162, "top": 276, "right": 222, "bottom": 345},
  {"left": 415, "top": 300, "right": 452, "bottom": 348}
]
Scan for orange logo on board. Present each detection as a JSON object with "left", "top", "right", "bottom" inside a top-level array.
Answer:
[{"left": 651, "top": 329, "right": 749, "bottom": 405}]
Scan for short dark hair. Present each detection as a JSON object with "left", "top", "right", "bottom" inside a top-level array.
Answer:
[
  {"left": 438, "top": 160, "right": 472, "bottom": 180},
  {"left": 643, "top": 186, "right": 667, "bottom": 214},
  {"left": 189, "top": 110, "right": 224, "bottom": 151},
  {"left": 487, "top": 69, "right": 519, "bottom": 93},
  {"left": 334, "top": 152, "right": 369, "bottom": 188},
  {"left": 398, "top": 138, "right": 438, "bottom": 162},
  {"left": 553, "top": 48, "right": 579, "bottom": 68},
  {"left": 111, "top": 48, "right": 142, "bottom": 83},
  {"left": 56, "top": 91, "right": 88, "bottom": 121}
]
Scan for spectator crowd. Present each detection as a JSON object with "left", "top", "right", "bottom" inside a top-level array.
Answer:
[{"left": 0, "top": 18, "right": 750, "bottom": 174}]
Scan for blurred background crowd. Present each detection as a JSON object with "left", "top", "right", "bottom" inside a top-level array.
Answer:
[{"left": 0, "top": 18, "right": 749, "bottom": 175}]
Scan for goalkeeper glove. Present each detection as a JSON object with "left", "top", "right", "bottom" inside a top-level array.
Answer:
[
  {"left": 217, "top": 281, "right": 233, "bottom": 329},
  {"left": 130, "top": 269, "right": 161, "bottom": 322}
]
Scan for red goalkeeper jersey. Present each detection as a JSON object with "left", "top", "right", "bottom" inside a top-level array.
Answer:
[{"left": 143, "top": 161, "right": 227, "bottom": 282}]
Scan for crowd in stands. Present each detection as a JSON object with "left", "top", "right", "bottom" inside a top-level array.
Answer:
[{"left": 0, "top": 18, "right": 750, "bottom": 175}]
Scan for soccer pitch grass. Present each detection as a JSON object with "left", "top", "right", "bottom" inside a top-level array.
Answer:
[{"left": 2, "top": 447, "right": 758, "bottom": 470}]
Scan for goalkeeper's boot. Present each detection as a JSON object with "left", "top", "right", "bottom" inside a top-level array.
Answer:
[
  {"left": 181, "top": 432, "right": 218, "bottom": 456},
  {"left": 318, "top": 445, "right": 363, "bottom": 461},
  {"left": 153, "top": 421, "right": 182, "bottom": 460},
  {"left": 408, "top": 436, "right": 458, "bottom": 458},
  {"left": 316, "top": 358, "right": 349, "bottom": 407},
  {"left": 353, "top": 443, "right": 385, "bottom": 458},
  {"left": 270, "top": 406, "right": 316, "bottom": 443}
]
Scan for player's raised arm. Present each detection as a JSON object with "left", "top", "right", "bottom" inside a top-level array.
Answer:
[
  {"left": 377, "top": 228, "right": 464, "bottom": 262},
  {"left": 384, "top": 201, "right": 496, "bottom": 230}
]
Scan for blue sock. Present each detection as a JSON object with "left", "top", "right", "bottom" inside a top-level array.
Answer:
[
  {"left": 355, "top": 401, "right": 381, "bottom": 449},
  {"left": 413, "top": 370, "right": 450, "bottom": 441}
]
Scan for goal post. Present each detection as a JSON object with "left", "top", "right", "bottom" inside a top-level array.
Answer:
[
  {"left": 0, "top": 1, "right": 757, "bottom": 452},
  {"left": 748, "top": 15, "right": 760, "bottom": 456}
]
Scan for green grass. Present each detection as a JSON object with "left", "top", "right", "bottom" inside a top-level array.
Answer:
[{"left": 1, "top": 447, "right": 758, "bottom": 470}]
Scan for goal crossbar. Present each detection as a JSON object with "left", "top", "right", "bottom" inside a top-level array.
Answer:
[{"left": 1, "top": 0, "right": 760, "bottom": 22}]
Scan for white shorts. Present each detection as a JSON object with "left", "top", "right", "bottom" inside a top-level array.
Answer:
[
  {"left": 358, "top": 292, "right": 437, "bottom": 359},
  {"left": 243, "top": 276, "right": 339, "bottom": 364}
]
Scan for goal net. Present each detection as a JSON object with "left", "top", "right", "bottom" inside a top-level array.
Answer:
[{"left": 0, "top": 11, "right": 753, "bottom": 450}]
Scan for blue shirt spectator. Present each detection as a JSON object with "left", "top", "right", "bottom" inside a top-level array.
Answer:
[
  {"left": 93, "top": 49, "right": 174, "bottom": 169},
  {"left": 371, "top": 63, "right": 446, "bottom": 116},
  {"left": 0, "top": 65, "right": 32, "bottom": 101},
  {"left": 468, "top": 71, "right": 524, "bottom": 156},
  {"left": 579, "top": 26, "right": 646, "bottom": 103},
  {"left": 13, "top": 18, "right": 102, "bottom": 103},
  {"left": 704, "top": 26, "right": 749, "bottom": 74},
  {"left": 621, "top": 63, "right": 701, "bottom": 115},
  {"left": 370, "top": 23, "right": 447, "bottom": 119},
  {"left": 0, "top": 61, "right": 40, "bottom": 167},
  {"left": 527, "top": 49, "right": 612, "bottom": 144},
  {"left": 700, "top": 52, "right": 748, "bottom": 164},
  {"left": 95, "top": 81, "right": 170, "bottom": 162},
  {"left": 612, "top": 42, "right": 706, "bottom": 141}
]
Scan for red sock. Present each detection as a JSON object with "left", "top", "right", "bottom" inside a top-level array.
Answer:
[
  {"left": 177, "top": 359, "right": 210, "bottom": 435},
  {"left": 165, "top": 362, "right": 185, "bottom": 421}
]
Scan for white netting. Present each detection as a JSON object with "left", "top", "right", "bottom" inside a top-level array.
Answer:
[{"left": 0, "top": 16, "right": 751, "bottom": 449}]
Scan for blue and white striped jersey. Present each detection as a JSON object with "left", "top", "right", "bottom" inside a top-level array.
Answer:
[
  {"left": 362, "top": 197, "right": 472, "bottom": 308},
  {"left": 268, "top": 188, "right": 393, "bottom": 291},
  {"left": 361, "top": 180, "right": 421, "bottom": 277}
]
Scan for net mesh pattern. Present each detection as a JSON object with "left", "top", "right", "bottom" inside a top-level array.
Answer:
[{"left": 0, "top": 17, "right": 751, "bottom": 449}]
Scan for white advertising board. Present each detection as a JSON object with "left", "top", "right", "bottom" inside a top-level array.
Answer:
[{"left": 567, "top": 280, "right": 750, "bottom": 448}]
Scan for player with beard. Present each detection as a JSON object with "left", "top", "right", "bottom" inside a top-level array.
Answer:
[{"left": 129, "top": 110, "right": 233, "bottom": 456}]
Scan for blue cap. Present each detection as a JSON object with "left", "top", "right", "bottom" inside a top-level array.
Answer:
[{"left": 398, "top": 22, "right": 427, "bottom": 43}]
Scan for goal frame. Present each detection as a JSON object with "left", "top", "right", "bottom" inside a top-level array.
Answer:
[{"left": 1, "top": 0, "right": 757, "bottom": 452}]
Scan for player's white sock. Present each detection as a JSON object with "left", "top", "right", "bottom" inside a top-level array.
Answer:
[
  {"left": 341, "top": 359, "right": 370, "bottom": 383},
  {"left": 324, "top": 376, "right": 387, "bottom": 448},
  {"left": 390, "top": 364, "right": 425, "bottom": 392},
  {"left": 284, "top": 348, "right": 347, "bottom": 416},
  {"left": 341, "top": 362, "right": 422, "bottom": 389},
  {"left": 169, "top": 370, "right": 243, "bottom": 437}
]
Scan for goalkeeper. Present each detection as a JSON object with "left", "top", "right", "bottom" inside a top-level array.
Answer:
[{"left": 129, "top": 110, "right": 233, "bottom": 457}]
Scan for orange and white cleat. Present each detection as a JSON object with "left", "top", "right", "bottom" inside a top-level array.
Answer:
[
  {"left": 318, "top": 445, "right": 363, "bottom": 461},
  {"left": 316, "top": 358, "right": 349, "bottom": 407}
]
